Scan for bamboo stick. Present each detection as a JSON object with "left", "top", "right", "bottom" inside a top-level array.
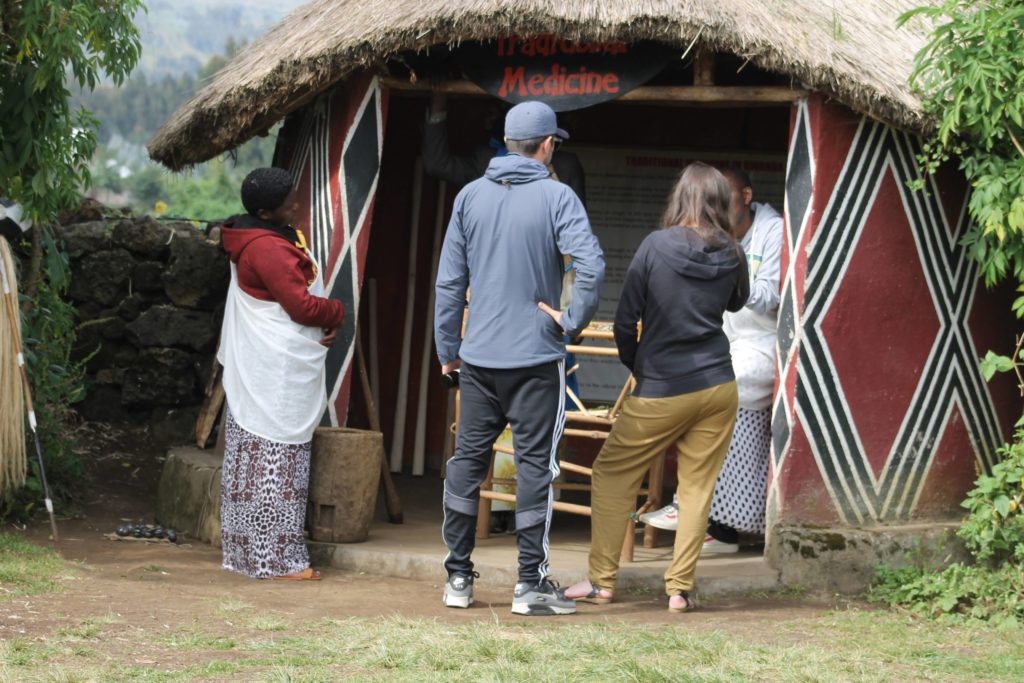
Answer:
[
  {"left": 481, "top": 490, "right": 592, "bottom": 517},
  {"left": 565, "top": 428, "right": 610, "bottom": 440},
  {"left": 564, "top": 412, "right": 614, "bottom": 426},
  {"left": 565, "top": 344, "right": 619, "bottom": 357},
  {"left": 559, "top": 461, "right": 593, "bottom": 477}
]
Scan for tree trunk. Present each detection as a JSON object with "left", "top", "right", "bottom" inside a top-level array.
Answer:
[{"left": 21, "top": 226, "right": 42, "bottom": 313}]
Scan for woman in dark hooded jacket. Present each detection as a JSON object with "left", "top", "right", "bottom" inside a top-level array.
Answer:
[{"left": 550, "top": 162, "right": 748, "bottom": 612}]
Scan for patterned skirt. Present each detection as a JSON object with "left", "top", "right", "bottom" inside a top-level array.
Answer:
[
  {"left": 220, "top": 409, "right": 311, "bottom": 578},
  {"left": 709, "top": 407, "right": 771, "bottom": 534}
]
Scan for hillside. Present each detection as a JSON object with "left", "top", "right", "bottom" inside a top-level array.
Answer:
[{"left": 134, "top": 0, "right": 306, "bottom": 77}]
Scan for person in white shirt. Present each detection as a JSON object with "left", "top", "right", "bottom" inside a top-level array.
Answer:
[{"left": 640, "top": 168, "right": 782, "bottom": 555}]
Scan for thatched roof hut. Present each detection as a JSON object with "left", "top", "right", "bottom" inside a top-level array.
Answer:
[
  {"left": 148, "top": 0, "right": 931, "bottom": 170},
  {"left": 144, "top": 0, "right": 1023, "bottom": 543}
]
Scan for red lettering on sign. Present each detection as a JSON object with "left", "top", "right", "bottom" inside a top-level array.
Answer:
[
  {"left": 499, "top": 66, "right": 527, "bottom": 97},
  {"left": 497, "top": 62, "right": 627, "bottom": 99},
  {"left": 528, "top": 73, "right": 545, "bottom": 95},
  {"left": 496, "top": 35, "right": 630, "bottom": 58}
]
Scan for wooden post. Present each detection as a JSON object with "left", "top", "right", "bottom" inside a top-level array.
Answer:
[
  {"left": 368, "top": 277, "right": 380, "bottom": 407},
  {"left": 643, "top": 452, "right": 666, "bottom": 549},
  {"left": 355, "top": 333, "right": 403, "bottom": 523},
  {"left": 389, "top": 160, "right": 423, "bottom": 472},
  {"left": 412, "top": 179, "right": 447, "bottom": 476},
  {"left": 693, "top": 49, "right": 715, "bottom": 86},
  {"left": 476, "top": 447, "right": 496, "bottom": 539}
]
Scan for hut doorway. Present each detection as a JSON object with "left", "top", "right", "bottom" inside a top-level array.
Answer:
[{"left": 356, "top": 46, "right": 794, "bottom": 553}]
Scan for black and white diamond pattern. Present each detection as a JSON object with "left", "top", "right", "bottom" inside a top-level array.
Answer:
[
  {"left": 797, "top": 118, "right": 1002, "bottom": 524},
  {"left": 772, "top": 99, "right": 814, "bottom": 478},
  {"left": 285, "top": 78, "right": 384, "bottom": 427}
]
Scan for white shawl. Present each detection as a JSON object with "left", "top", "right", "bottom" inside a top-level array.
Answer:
[{"left": 218, "top": 262, "right": 329, "bottom": 444}]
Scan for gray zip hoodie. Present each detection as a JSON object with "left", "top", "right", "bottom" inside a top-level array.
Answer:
[{"left": 435, "top": 154, "right": 605, "bottom": 369}]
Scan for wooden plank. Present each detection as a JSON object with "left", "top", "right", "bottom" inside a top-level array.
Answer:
[{"left": 381, "top": 77, "right": 805, "bottom": 105}]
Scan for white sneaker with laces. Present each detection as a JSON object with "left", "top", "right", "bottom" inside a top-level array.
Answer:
[
  {"left": 639, "top": 503, "right": 679, "bottom": 531},
  {"left": 700, "top": 536, "right": 740, "bottom": 555}
]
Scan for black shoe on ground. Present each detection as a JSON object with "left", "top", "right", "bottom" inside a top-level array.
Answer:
[
  {"left": 511, "top": 578, "right": 576, "bottom": 616},
  {"left": 443, "top": 571, "right": 479, "bottom": 608}
]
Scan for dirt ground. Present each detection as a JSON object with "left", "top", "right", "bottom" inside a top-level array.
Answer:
[{"left": 0, "top": 421, "right": 836, "bottom": 670}]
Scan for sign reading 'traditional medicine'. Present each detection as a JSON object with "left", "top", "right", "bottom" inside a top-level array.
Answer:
[{"left": 457, "top": 38, "right": 675, "bottom": 111}]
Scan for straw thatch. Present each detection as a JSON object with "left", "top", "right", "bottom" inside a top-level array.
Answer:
[
  {"left": 0, "top": 237, "right": 26, "bottom": 493},
  {"left": 148, "top": 0, "right": 934, "bottom": 170}
]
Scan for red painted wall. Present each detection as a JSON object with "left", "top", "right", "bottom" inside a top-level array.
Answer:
[
  {"left": 769, "top": 93, "right": 1021, "bottom": 528},
  {"left": 273, "top": 75, "right": 388, "bottom": 428}
]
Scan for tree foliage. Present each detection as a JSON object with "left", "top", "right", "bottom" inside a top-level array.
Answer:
[
  {"left": 0, "top": 1, "right": 142, "bottom": 517},
  {"left": 0, "top": 0, "right": 143, "bottom": 221},
  {"left": 871, "top": 1, "right": 1024, "bottom": 626},
  {"left": 78, "top": 39, "right": 274, "bottom": 222},
  {"left": 899, "top": 1, "right": 1024, "bottom": 293}
]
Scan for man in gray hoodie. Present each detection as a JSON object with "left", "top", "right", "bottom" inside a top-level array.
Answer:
[{"left": 434, "top": 101, "right": 605, "bottom": 616}]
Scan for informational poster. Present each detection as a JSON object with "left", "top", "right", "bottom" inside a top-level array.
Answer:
[{"left": 568, "top": 146, "right": 787, "bottom": 403}]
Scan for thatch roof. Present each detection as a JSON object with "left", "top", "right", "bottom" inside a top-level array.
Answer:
[{"left": 148, "top": 0, "right": 933, "bottom": 170}]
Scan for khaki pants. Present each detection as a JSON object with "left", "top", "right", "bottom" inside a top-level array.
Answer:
[{"left": 588, "top": 381, "right": 738, "bottom": 595}]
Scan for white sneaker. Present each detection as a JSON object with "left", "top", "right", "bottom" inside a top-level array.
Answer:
[
  {"left": 700, "top": 536, "right": 739, "bottom": 555},
  {"left": 639, "top": 503, "right": 678, "bottom": 531}
]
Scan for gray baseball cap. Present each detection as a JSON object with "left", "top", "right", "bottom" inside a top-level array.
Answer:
[{"left": 504, "top": 101, "right": 569, "bottom": 141}]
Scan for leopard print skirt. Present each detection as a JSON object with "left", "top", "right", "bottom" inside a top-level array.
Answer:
[{"left": 220, "top": 409, "right": 311, "bottom": 579}]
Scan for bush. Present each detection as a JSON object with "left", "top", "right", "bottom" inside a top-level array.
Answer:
[
  {"left": 870, "top": 429, "right": 1024, "bottom": 623},
  {"left": 872, "top": 564, "right": 1024, "bottom": 625},
  {"left": 0, "top": 229, "right": 88, "bottom": 521},
  {"left": 958, "top": 431, "right": 1024, "bottom": 563}
]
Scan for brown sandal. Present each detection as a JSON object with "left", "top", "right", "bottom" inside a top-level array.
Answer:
[{"left": 272, "top": 568, "right": 322, "bottom": 581}]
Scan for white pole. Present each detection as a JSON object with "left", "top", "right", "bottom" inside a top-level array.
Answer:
[
  {"left": 412, "top": 180, "right": 447, "bottom": 476},
  {"left": 389, "top": 160, "right": 423, "bottom": 472},
  {"left": 368, "top": 277, "right": 380, "bottom": 409}
]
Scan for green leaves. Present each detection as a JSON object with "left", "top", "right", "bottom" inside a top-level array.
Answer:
[
  {"left": 904, "top": 0, "right": 1024, "bottom": 287},
  {"left": 957, "top": 427, "right": 1024, "bottom": 563},
  {"left": 0, "top": 0, "right": 143, "bottom": 224},
  {"left": 980, "top": 350, "right": 1015, "bottom": 380}
]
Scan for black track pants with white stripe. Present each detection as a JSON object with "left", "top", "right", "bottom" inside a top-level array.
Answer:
[{"left": 442, "top": 360, "right": 564, "bottom": 584}]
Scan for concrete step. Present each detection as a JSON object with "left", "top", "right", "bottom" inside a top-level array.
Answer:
[{"left": 308, "top": 532, "right": 778, "bottom": 597}]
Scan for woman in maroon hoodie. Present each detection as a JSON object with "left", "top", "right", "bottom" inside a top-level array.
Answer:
[{"left": 217, "top": 167, "right": 344, "bottom": 581}]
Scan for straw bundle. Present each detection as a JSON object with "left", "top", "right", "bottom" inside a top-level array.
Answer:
[
  {"left": 149, "top": 0, "right": 935, "bottom": 170},
  {"left": 0, "top": 236, "right": 26, "bottom": 492}
]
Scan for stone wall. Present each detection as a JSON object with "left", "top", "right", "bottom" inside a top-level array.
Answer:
[{"left": 56, "top": 213, "right": 229, "bottom": 436}]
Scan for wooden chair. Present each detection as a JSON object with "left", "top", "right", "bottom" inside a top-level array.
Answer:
[{"left": 470, "top": 321, "right": 665, "bottom": 562}]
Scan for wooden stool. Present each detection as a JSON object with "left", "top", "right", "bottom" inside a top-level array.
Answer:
[{"left": 469, "top": 322, "right": 665, "bottom": 562}]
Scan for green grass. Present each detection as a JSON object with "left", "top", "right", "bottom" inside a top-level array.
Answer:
[
  {"left": 1, "top": 532, "right": 1021, "bottom": 682},
  {"left": 0, "top": 533, "right": 69, "bottom": 601},
  {"left": 4, "top": 610, "right": 1019, "bottom": 682},
  {"left": 159, "top": 625, "right": 237, "bottom": 651},
  {"left": 214, "top": 596, "right": 254, "bottom": 615}
]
